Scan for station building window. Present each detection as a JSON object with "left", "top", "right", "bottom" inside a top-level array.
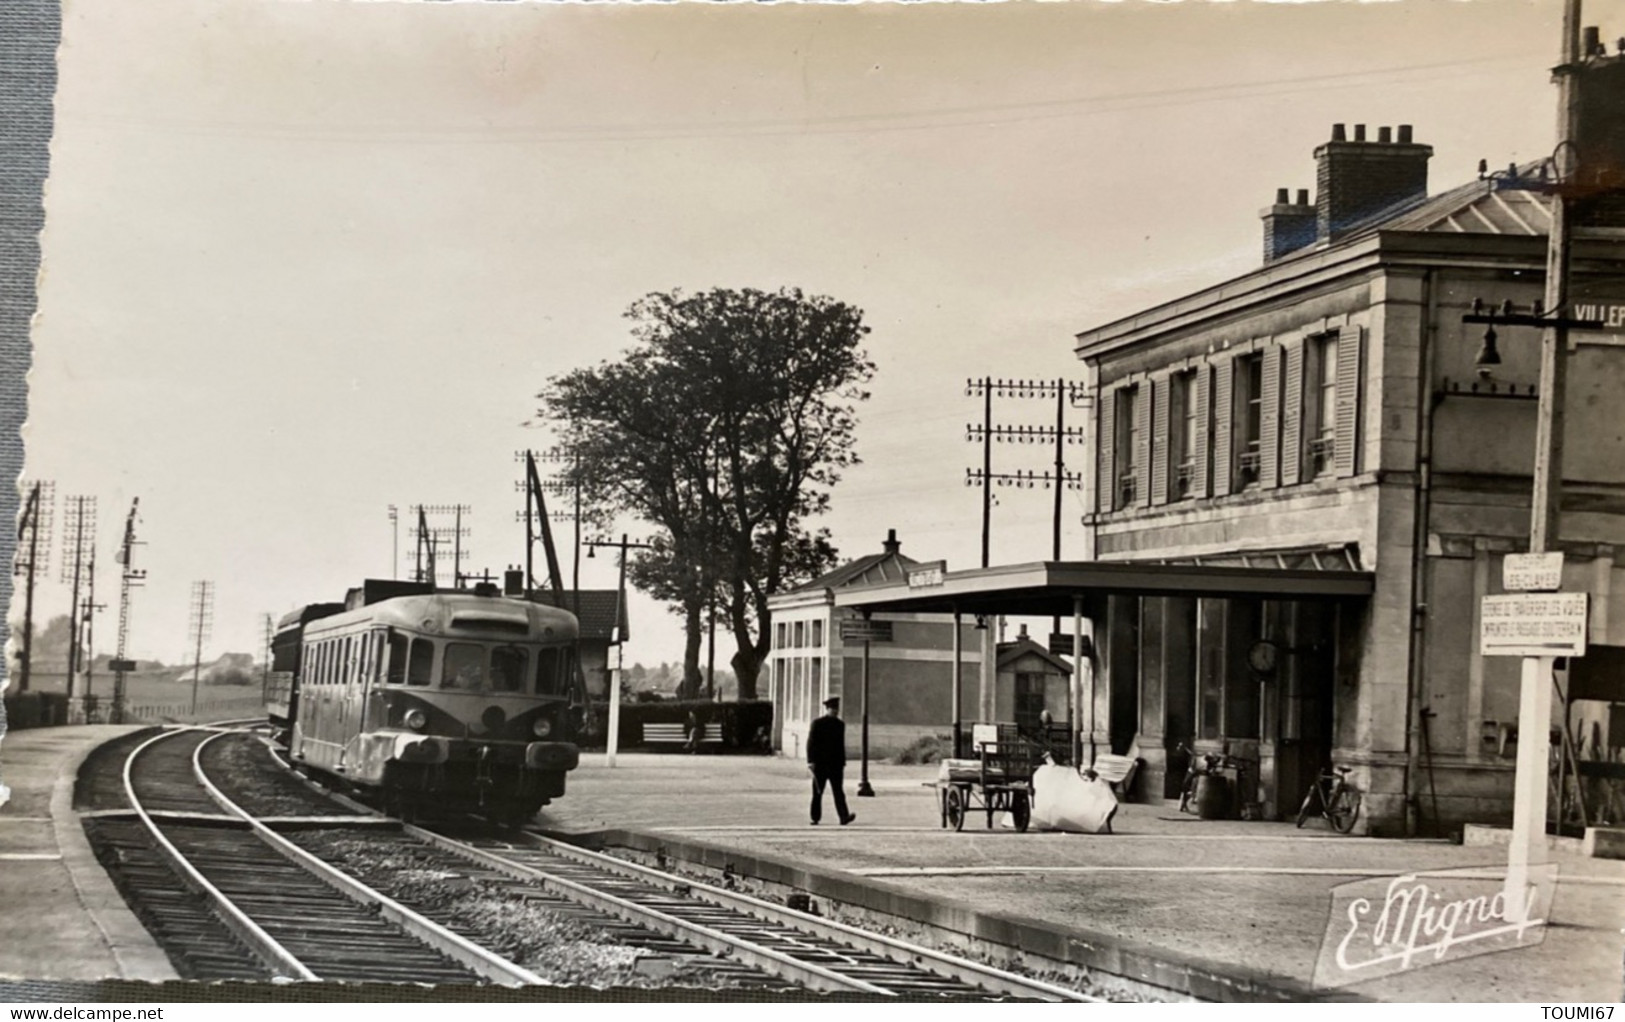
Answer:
[
  {"left": 1115, "top": 384, "right": 1140, "bottom": 508},
  {"left": 1170, "top": 370, "right": 1199, "bottom": 501},
  {"left": 1234, "top": 353, "right": 1264, "bottom": 489},
  {"left": 1305, "top": 332, "right": 1338, "bottom": 478}
]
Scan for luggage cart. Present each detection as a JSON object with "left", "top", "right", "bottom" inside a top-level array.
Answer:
[{"left": 933, "top": 724, "right": 1038, "bottom": 833}]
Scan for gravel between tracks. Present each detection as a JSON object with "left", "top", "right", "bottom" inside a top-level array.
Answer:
[{"left": 291, "top": 832, "right": 762, "bottom": 991}]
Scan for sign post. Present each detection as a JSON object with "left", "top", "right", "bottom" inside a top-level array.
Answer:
[
  {"left": 1481, "top": 553, "right": 1585, "bottom": 918},
  {"left": 841, "top": 617, "right": 892, "bottom": 797}
]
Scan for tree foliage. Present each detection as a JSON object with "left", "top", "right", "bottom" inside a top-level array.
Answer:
[{"left": 540, "top": 287, "right": 874, "bottom": 698}]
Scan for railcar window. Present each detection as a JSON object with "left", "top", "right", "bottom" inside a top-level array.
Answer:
[
  {"left": 534, "top": 648, "right": 562, "bottom": 696},
  {"left": 387, "top": 633, "right": 409, "bottom": 685},
  {"left": 407, "top": 638, "right": 434, "bottom": 687},
  {"left": 491, "top": 645, "right": 527, "bottom": 693},
  {"left": 442, "top": 642, "right": 486, "bottom": 690}
]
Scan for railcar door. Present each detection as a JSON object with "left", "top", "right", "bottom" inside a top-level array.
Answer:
[{"left": 360, "top": 628, "right": 388, "bottom": 734}]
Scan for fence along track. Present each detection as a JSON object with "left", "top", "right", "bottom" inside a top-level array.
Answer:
[
  {"left": 410, "top": 823, "right": 1096, "bottom": 1000},
  {"left": 187, "top": 730, "right": 549, "bottom": 988}
]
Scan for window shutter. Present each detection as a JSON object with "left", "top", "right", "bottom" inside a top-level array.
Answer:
[
  {"left": 1260, "top": 345, "right": 1282, "bottom": 489},
  {"left": 1333, "top": 326, "right": 1362, "bottom": 477},
  {"left": 1212, "top": 358, "right": 1234, "bottom": 497},
  {"left": 1150, "top": 374, "right": 1171, "bottom": 505},
  {"left": 1097, "top": 386, "right": 1117, "bottom": 513},
  {"left": 1192, "top": 365, "right": 1212, "bottom": 498},
  {"left": 1134, "top": 381, "right": 1153, "bottom": 508},
  {"left": 1281, "top": 341, "right": 1304, "bottom": 486}
]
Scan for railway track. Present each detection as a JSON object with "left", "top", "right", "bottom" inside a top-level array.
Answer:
[
  {"left": 405, "top": 824, "right": 1098, "bottom": 1000},
  {"left": 99, "top": 725, "right": 1097, "bottom": 997},
  {"left": 265, "top": 734, "right": 1097, "bottom": 999},
  {"left": 101, "top": 725, "right": 544, "bottom": 985}
]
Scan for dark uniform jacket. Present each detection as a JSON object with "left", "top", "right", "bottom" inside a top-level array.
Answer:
[{"left": 806, "top": 714, "right": 846, "bottom": 771}]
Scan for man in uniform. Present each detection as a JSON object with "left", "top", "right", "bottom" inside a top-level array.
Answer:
[{"left": 807, "top": 696, "right": 855, "bottom": 826}]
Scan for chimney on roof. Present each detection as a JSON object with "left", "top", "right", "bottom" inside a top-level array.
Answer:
[
  {"left": 1572, "top": 40, "right": 1625, "bottom": 225},
  {"left": 1261, "top": 186, "right": 1317, "bottom": 263},
  {"left": 1017, "top": 622, "right": 1029, "bottom": 641},
  {"left": 1314, "top": 122, "right": 1432, "bottom": 242},
  {"left": 882, "top": 528, "right": 900, "bottom": 556}
]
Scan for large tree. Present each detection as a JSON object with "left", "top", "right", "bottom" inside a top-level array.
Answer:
[{"left": 540, "top": 287, "right": 873, "bottom": 698}]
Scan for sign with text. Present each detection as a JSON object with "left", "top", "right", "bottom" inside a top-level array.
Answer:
[
  {"left": 107, "top": 659, "right": 138, "bottom": 673},
  {"left": 1313, "top": 864, "right": 1556, "bottom": 988},
  {"left": 1571, "top": 300, "right": 1625, "bottom": 331},
  {"left": 1479, "top": 592, "right": 1588, "bottom": 657},
  {"left": 1502, "top": 552, "right": 1563, "bottom": 592},
  {"left": 1048, "top": 633, "right": 1093, "bottom": 658},
  {"left": 839, "top": 619, "right": 893, "bottom": 644},
  {"left": 906, "top": 561, "right": 946, "bottom": 589}
]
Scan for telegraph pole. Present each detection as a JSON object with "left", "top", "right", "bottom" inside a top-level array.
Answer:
[
  {"left": 187, "top": 580, "right": 214, "bottom": 716},
  {"left": 409, "top": 505, "right": 470, "bottom": 587},
  {"left": 585, "top": 533, "right": 654, "bottom": 768},
  {"left": 1513, "top": 0, "right": 1580, "bottom": 917},
  {"left": 14, "top": 481, "right": 53, "bottom": 694},
  {"left": 111, "top": 498, "right": 144, "bottom": 725},
  {"left": 965, "top": 379, "right": 1089, "bottom": 570},
  {"left": 387, "top": 504, "right": 399, "bottom": 579},
  {"left": 262, "top": 614, "right": 273, "bottom": 690},
  {"left": 80, "top": 548, "right": 105, "bottom": 720},
  {"left": 60, "top": 496, "right": 96, "bottom": 704},
  {"left": 1458, "top": 0, "right": 1587, "bottom": 921}
]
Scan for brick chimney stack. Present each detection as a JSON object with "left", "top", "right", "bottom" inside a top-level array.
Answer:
[
  {"left": 882, "top": 528, "right": 900, "bottom": 556},
  {"left": 1314, "top": 123, "right": 1431, "bottom": 241},
  {"left": 1261, "top": 186, "right": 1315, "bottom": 262}
]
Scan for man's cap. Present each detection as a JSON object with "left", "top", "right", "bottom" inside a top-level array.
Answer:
[{"left": 823, "top": 696, "right": 840, "bottom": 708}]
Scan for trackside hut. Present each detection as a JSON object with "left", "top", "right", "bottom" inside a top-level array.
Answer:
[
  {"left": 766, "top": 531, "right": 981, "bottom": 759},
  {"left": 1064, "top": 110, "right": 1625, "bottom": 834}
]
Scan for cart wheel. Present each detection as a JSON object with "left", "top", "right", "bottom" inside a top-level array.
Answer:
[
  {"left": 946, "top": 786, "right": 966, "bottom": 831},
  {"left": 1012, "top": 791, "right": 1031, "bottom": 833}
]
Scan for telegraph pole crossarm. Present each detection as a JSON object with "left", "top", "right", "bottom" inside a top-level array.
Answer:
[{"left": 965, "top": 377, "right": 1089, "bottom": 572}]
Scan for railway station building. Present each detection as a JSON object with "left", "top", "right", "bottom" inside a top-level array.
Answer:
[
  {"left": 840, "top": 84, "right": 1625, "bottom": 834},
  {"left": 765, "top": 530, "right": 982, "bottom": 760}
]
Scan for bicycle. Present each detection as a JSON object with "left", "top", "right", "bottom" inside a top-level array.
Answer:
[
  {"left": 1296, "top": 765, "right": 1362, "bottom": 833},
  {"left": 1175, "top": 742, "right": 1230, "bottom": 814}
]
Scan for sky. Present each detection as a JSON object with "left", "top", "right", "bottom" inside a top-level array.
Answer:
[{"left": 14, "top": 0, "right": 1602, "bottom": 674}]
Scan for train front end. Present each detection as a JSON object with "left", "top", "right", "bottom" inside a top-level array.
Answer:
[{"left": 293, "top": 588, "right": 586, "bottom": 824}]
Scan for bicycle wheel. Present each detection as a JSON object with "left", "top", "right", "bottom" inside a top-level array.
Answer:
[
  {"left": 1180, "top": 772, "right": 1199, "bottom": 814},
  {"left": 1295, "top": 784, "right": 1318, "bottom": 828},
  {"left": 1329, "top": 786, "right": 1361, "bottom": 834}
]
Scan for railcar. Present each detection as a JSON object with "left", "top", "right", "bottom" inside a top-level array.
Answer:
[{"left": 265, "top": 579, "right": 584, "bottom": 825}]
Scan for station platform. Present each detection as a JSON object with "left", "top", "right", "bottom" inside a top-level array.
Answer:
[
  {"left": 0, "top": 726, "right": 177, "bottom": 983},
  {"left": 537, "top": 750, "right": 1625, "bottom": 1003},
  {"left": 2, "top": 727, "right": 1618, "bottom": 1001}
]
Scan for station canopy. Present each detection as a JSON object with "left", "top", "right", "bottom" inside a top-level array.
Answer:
[{"left": 831, "top": 545, "right": 1373, "bottom": 619}]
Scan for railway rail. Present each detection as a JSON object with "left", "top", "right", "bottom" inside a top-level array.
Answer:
[
  {"left": 95, "top": 723, "right": 1098, "bottom": 998},
  {"left": 100, "top": 724, "right": 544, "bottom": 985},
  {"left": 407, "top": 824, "right": 1099, "bottom": 1001}
]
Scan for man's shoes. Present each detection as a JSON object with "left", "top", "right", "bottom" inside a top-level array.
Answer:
[
  {"left": 810, "top": 820, "right": 819, "bottom": 826},
  {"left": 840, "top": 814, "right": 856, "bottom": 826}
]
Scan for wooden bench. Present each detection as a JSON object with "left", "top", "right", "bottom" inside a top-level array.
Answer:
[
  {"left": 642, "top": 722, "right": 723, "bottom": 746},
  {"left": 1088, "top": 753, "right": 1142, "bottom": 798}
]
